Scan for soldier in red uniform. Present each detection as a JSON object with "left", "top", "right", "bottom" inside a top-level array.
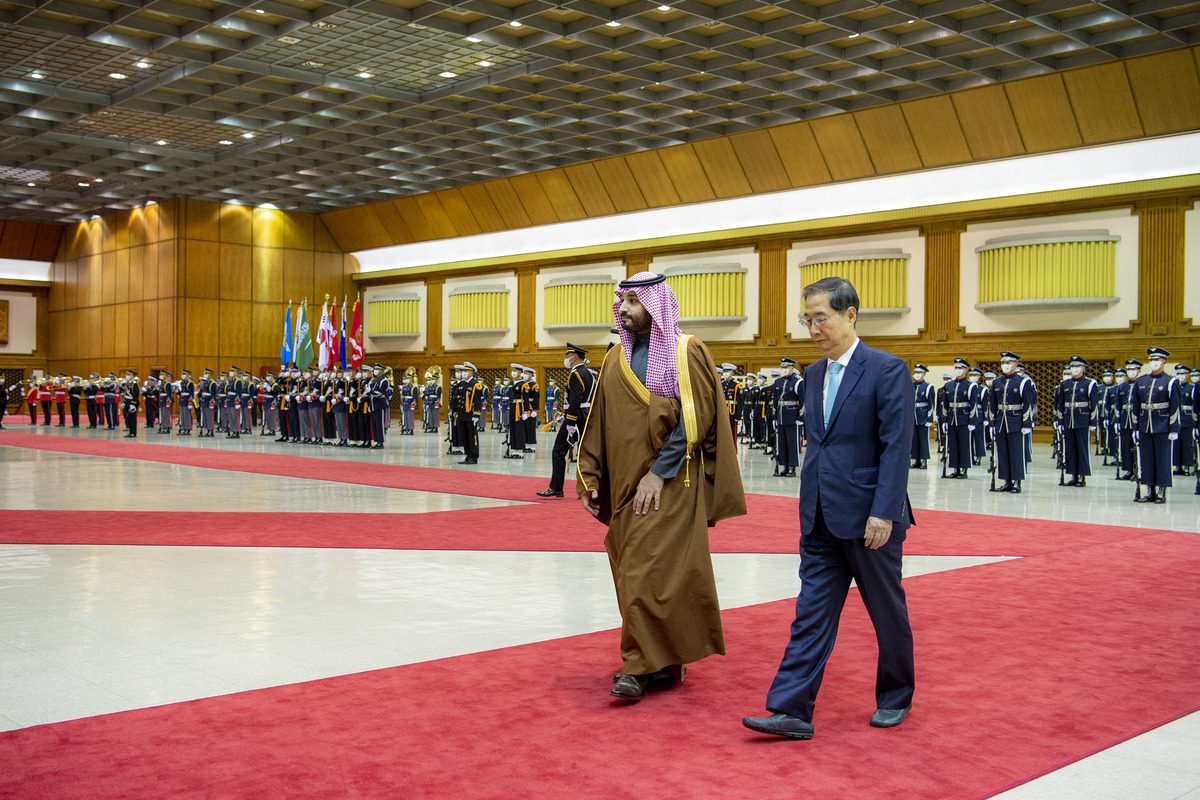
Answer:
[
  {"left": 37, "top": 378, "right": 53, "bottom": 425},
  {"left": 26, "top": 381, "right": 39, "bottom": 425},
  {"left": 53, "top": 376, "right": 68, "bottom": 426}
]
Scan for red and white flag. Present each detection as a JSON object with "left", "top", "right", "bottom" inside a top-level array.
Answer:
[
  {"left": 329, "top": 300, "right": 341, "bottom": 369},
  {"left": 349, "top": 294, "right": 364, "bottom": 369},
  {"left": 316, "top": 297, "right": 336, "bottom": 370}
]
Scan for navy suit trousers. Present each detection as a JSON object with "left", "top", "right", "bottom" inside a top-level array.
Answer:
[{"left": 765, "top": 505, "right": 914, "bottom": 722}]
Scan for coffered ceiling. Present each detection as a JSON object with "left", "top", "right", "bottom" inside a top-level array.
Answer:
[{"left": 1, "top": 0, "right": 1197, "bottom": 223}]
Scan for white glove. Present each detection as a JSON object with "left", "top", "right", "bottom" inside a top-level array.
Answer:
[
  {"left": 1168, "top": 432, "right": 1178, "bottom": 441},
  {"left": 1021, "top": 428, "right": 1031, "bottom": 435},
  {"left": 1089, "top": 426, "right": 1097, "bottom": 432},
  {"left": 522, "top": 412, "right": 529, "bottom": 420},
  {"left": 968, "top": 425, "right": 975, "bottom": 432},
  {"left": 1115, "top": 423, "right": 1121, "bottom": 432},
  {"left": 925, "top": 422, "right": 932, "bottom": 427}
]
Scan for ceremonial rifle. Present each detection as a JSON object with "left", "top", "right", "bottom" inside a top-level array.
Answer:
[
  {"left": 939, "top": 422, "right": 948, "bottom": 478},
  {"left": 987, "top": 426, "right": 997, "bottom": 492}
]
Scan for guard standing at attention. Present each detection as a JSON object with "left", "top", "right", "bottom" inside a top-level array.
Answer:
[
  {"left": 1130, "top": 347, "right": 1180, "bottom": 503},
  {"left": 720, "top": 363, "right": 740, "bottom": 440},
  {"left": 523, "top": 366, "right": 540, "bottom": 448},
  {"left": 538, "top": 344, "right": 595, "bottom": 497},
  {"left": 368, "top": 363, "right": 389, "bottom": 449},
  {"left": 1056, "top": 355, "right": 1100, "bottom": 487},
  {"left": 990, "top": 352, "right": 1036, "bottom": 493},
  {"left": 84, "top": 374, "right": 99, "bottom": 429},
  {"left": 774, "top": 358, "right": 804, "bottom": 477},
  {"left": 178, "top": 370, "right": 194, "bottom": 435},
  {"left": 1114, "top": 360, "right": 1138, "bottom": 480},
  {"left": 505, "top": 363, "right": 528, "bottom": 457},
  {"left": 943, "top": 358, "right": 976, "bottom": 479},
  {"left": 911, "top": 364, "right": 934, "bottom": 469},
  {"left": 455, "top": 362, "right": 485, "bottom": 464},
  {"left": 121, "top": 371, "right": 140, "bottom": 438},
  {"left": 67, "top": 376, "right": 82, "bottom": 427},
  {"left": 398, "top": 370, "right": 417, "bottom": 435},
  {"left": 1173, "top": 364, "right": 1195, "bottom": 475}
]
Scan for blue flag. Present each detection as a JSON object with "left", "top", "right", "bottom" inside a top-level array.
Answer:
[
  {"left": 339, "top": 296, "right": 348, "bottom": 369},
  {"left": 281, "top": 303, "right": 293, "bottom": 367}
]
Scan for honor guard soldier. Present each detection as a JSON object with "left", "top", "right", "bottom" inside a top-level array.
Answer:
[
  {"left": 990, "top": 352, "right": 1036, "bottom": 493},
  {"left": 1114, "top": 360, "right": 1138, "bottom": 480},
  {"left": 544, "top": 378, "right": 559, "bottom": 431},
  {"left": 367, "top": 363, "right": 389, "bottom": 448},
  {"left": 454, "top": 362, "right": 485, "bottom": 464},
  {"left": 177, "top": 370, "right": 194, "bottom": 435},
  {"left": 66, "top": 376, "right": 82, "bottom": 427},
  {"left": 719, "top": 363, "right": 740, "bottom": 439},
  {"left": 773, "top": 358, "right": 804, "bottom": 477},
  {"left": 102, "top": 374, "right": 118, "bottom": 429},
  {"left": 1172, "top": 364, "right": 1195, "bottom": 475},
  {"left": 911, "top": 364, "right": 935, "bottom": 469},
  {"left": 1056, "top": 355, "right": 1100, "bottom": 487},
  {"left": 225, "top": 367, "right": 242, "bottom": 439},
  {"left": 157, "top": 372, "right": 174, "bottom": 434},
  {"left": 121, "top": 371, "right": 140, "bottom": 437},
  {"left": 144, "top": 375, "right": 159, "bottom": 430},
  {"left": 538, "top": 344, "right": 595, "bottom": 496},
  {"left": 84, "top": 374, "right": 99, "bottom": 429},
  {"left": 505, "top": 363, "right": 528, "bottom": 457},
  {"left": 329, "top": 369, "right": 349, "bottom": 445},
  {"left": 1099, "top": 369, "right": 1117, "bottom": 464},
  {"left": 1018, "top": 362, "right": 1036, "bottom": 465},
  {"left": 199, "top": 369, "right": 216, "bottom": 437},
  {"left": 968, "top": 368, "right": 987, "bottom": 465},
  {"left": 491, "top": 378, "right": 504, "bottom": 430},
  {"left": 1130, "top": 347, "right": 1181, "bottom": 503},
  {"left": 447, "top": 365, "right": 465, "bottom": 454},
  {"left": 943, "top": 358, "right": 977, "bottom": 478},
  {"left": 522, "top": 367, "right": 540, "bottom": 447},
  {"left": 422, "top": 373, "right": 441, "bottom": 433},
  {"left": 399, "top": 371, "right": 417, "bottom": 435},
  {"left": 259, "top": 372, "right": 275, "bottom": 437}
]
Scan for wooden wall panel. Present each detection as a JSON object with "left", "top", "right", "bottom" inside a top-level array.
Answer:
[
  {"left": 185, "top": 199, "right": 220, "bottom": 242},
  {"left": 535, "top": 170, "right": 587, "bottom": 221},
  {"left": 314, "top": 252, "right": 345, "bottom": 302},
  {"left": 220, "top": 203, "right": 253, "bottom": 245},
  {"left": 156, "top": 200, "right": 177, "bottom": 242},
  {"left": 391, "top": 197, "right": 437, "bottom": 241},
  {"left": 591, "top": 157, "right": 648, "bottom": 212},
  {"left": 457, "top": 183, "right": 508, "bottom": 232},
  {"left": 658, "top": 145, "right": 716, "bottom": 204},
  {"left": 484, "top": 181, "right": 533, "bottom": 228},
  {"left": 184, "top": 298, "right": 219, "bottom": 356},
  {"left": 101, "top": 251, "right": 116, "bottom": 306},
  {"left": 855, "top": 106, "right": 923, "bottom": 175},
  {"left": 810, "top": 116, "right": 875, "bottom": 181},
  {"left": 768, "top": 122, "right": 832, "bottom": 187},
  {"left": 1005, "top": 74, "right": 1083, "bottom": 152},
  {"left": 157, "top": 242, "right": 176, "bottom": 300},
  {"left": 129, "top": 207, "right": 152, "bottom": 248},
  {"left": 1125, "top": 48, "right": 1200, "bottom": 136},
  {"left": 127, "top": 246, "right": 147, "bottom": 303},
  {"left": 218, "top": 300, "right": 250, "bottom": 357},
  {"left": 1062, "top": 62, "right": 1143, "bottom": 144},
  {"left": 283, "top": 249, "right": 315, "bottom": 303},
  {"left": 127, "top": 301, "right": 143, "bottom": 358},
  {"left": 508, "top": 173, "right": 560, "bottom": 226},
  {"left": 313, "top": 215, "right": 341, "bottom": 253},
  {"left": 156, "top": 298, "right": 174, "bottom": 358},
  {"left": 951, "top": 85, "right": 1026, "bottom": 161},
  {"left": 0, "top": 220, "right": 36, "bottom": 259},
  {"left": 563, "top": 163, "right": 617, "bottom": 217},
  {"left": 252, "top": 248, "right": 283, "bottom": 303},
  {"left": 624, "top": 150, "right": 682, "bottom": 208},
  {"left": 219, "top": 244, "right": 252, "bottom": 300},
  {"left": 186, "top": 240, "right": 219, "bottom": 298},
  {"left": 101, "top": 305, "right": 115, "bottom": 359},
  {"left": 900, "top": 96, "right": 973, "bottom": 167},
  {"left": 114, "top": 304, "right": 129, "bottom": 360},
  {"left": 115, "top": 248, "right": 130, "bottom": 304},
  {"left": 437, "top": 188, "right": 484, "bottom": 236},
  {"left": 251, "top": 303, "right": 278, "bottom": 358},
  {"left": 729, "top": 130, "right": 791, "bottom": 194},
  {"left": 32, "top": 223, "right": 62, "bottom": 261},
  {"left": 140, "top": 301, "right": 157, "bottom": 355},
  {"left": 320, "top": 206, "right": 390, "bottom": 251},
  {"left": 413, "top": 194, "right": 460, "bottom": 239},
  {"left": 692, "top": 137, "right": 753, "bottom": 198}
]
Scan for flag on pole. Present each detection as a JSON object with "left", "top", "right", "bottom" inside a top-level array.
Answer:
[
  {"left": 281, "top": 301, "right": 293, "bottom": 367},
  {"left": 339, "top": 296, "right": 348, "bottom": 369},
  {"left": 294, "top": 300, "right": 314, "bottom": 370},
  {"left": 348, "top": 293, "right": 364, "bottom": 369},
  {"left": 317, "top": 296, "right": 334, "bottom": 370},
  {"left": 329, "top": 299, "right": 341, "bottom": 369}
]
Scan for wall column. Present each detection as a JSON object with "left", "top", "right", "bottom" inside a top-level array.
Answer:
[
  {"left": 425, "top": 278, "right": 443, "bottom": 356},
  {"left": 756, "top": 240, "right": 787, "bottom": 347},
  {"left": 922, "top": 221, "right": 964, "bottom": 343},
  {"left": 1134, "top": 197, "right": 1186, "bottom": 336},
  {"left": 516, "top": 267, "right": 537, "bottom": 353},
  {"left": 624, "top": 254, "right": 652, "bottom": 278}
]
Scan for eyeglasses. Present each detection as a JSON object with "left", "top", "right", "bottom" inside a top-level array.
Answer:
[{"left": 799, "top": 313, "right": 838, "bottom": 329}]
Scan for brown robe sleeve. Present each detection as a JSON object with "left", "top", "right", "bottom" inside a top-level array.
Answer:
[
  {"left": 686, "top": 337, "right": 747, "bottom": 526},
  {"left": 575, "top": 347, "right": 615, "bottom": 525}
]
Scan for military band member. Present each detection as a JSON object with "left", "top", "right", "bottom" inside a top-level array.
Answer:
[
  {"left": 154, "top": 372, "right": 171, "bottom": 434},
  {"left": 177, "top": 370, "right": 194, "bottom": 435},
  {"left": 773, "top": 358, "right": 803, "bottom": 477},
  {"left": 1130, "top": 347, "right": 1180, "bottom": 503},
  {"left": 143, "top": 375, "right": 158, "bottom": 430},
  {"left": 454, "top": 362, "right": 485, "bottom": 464},
  {"left": 505, "top": 363, "right": 528, "bottom": 457},
  {"left": 1056, "top": 355, "right": 1100, "bottom": 487},
  {"left": 84, "top": 374, "right": 99, "bottom": 429},
  {"left": 329, "top": 369, "right": 349, "bottom": 445},
  {"left": 50, "top": 376, "right": 66, "bottom": 426},
  {"left": 65, "top": 376, "right": 81, "bottom": 427},
  {"left": 523, "top": 367, "right": 539, "bottom": 447},
  {"left": 121, "top": 371, "right": 140, "bottom": 437},
  {"left": 197, "top": 370, "right": 214, "bottom": 436},
  {"left": 399, "top": 372, "right": 417, "bottom": 435},
  {"left": 538, "top": 344, "right": 596, "bottom": 496},
  {"left": 990, "top": 352, "right": 1036, "bottom": 493},
  {"left": 102, "top": 374, "right": 118, "bottom": 429},
  {"left": 367, "top": 363, "right": 389, "bottom": 448},
  {"left": 241, "top": 371, "right": 255, "bottom": 436},
  {"left": 26, "top": 380, "right": 39, "bottom": 426},
  {"left": 1172, "top": 364, "right": 1195, "bottom": 475},
  {"left": 943, "top": 358, "right": 977, "bottom": 478},
  {"left": 35, "top": 376, "right": 51, "bottom": 425},
  {"left": 911, "top": 364, "right": 935, "bottom": 469}
]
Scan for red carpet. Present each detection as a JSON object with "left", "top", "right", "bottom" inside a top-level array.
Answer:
[{"left": 1, "top": 530, "right": 1197, "bottom": 799}]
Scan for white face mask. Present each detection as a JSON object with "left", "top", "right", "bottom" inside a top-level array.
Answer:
[
  {"left": 1001, "top": 362, "right": 1016, "bottom": 375},
  {"left": 1071, "top": 366, "right": 1084, "bottom": 378},
  {"left": 954, "top": 367, "right": 966, "bottom": 378},
  {"left": 1148, "top": 359, "right": 1164, "bottom": 372},
  {"left": 563, "top": 357, "right": 572, "bottom": 369},
  {"left": 1102, "top": 376, "right": 1112, "bottom": 384},
  {"left": 1192, "top": 375, "right": 1200, "bottom": 384},
  {"left": 912, "top": 372, "right": 923, "bottom": 381},
  {"left": 1115, "top": 374, "right": 1126, "bottom": 384},
  {"left": 511, "top": 370, "right": 520, "bottom": 379}
]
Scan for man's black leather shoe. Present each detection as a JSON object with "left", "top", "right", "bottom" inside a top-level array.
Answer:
[
  {"left": 610, "top": 673, "right": 648, "bottom": 700},
  {"left": 742, "top": 713, "right": 814, "bottom": 740},
  {"left": 869, "top": 706, "right": 911, "bottom": 728},
  {"left": 536, "top": 489, "right": 564, "bottom": 498}
]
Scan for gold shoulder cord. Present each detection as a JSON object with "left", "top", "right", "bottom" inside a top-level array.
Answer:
[
  {"left": 675, "top": 334, "right": 699, "bottom": 488},
  {"left": 575, "top": 348, "right": 613, "bottom": 494}
]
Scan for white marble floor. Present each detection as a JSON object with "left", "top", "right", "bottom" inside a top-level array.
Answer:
[{"left": 0, "top": 422, "right": 1197, "bottom": 799}]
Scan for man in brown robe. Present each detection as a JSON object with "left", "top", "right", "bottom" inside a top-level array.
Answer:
[{"left": 577, "top": 272, "right": 746, "bottom": 701}]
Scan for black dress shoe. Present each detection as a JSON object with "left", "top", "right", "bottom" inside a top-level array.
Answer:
[
  {"left": 521, "top": 448, "right": 535, "bottom": 453},
  {"left": 458, "top": 458, "right": 478, "bottom": 464},
  {"left": 1153, "top": 494, "right": 1166, "bottom": 504},
  {"left": 742, "top": 713, "right": 814, "bottom": 740},
  {"left": 504, "top": 453, "right": 523, "bottom": 459},
  {"left": 536, "top": 489, "right": 564, "bottom": 498},
  {"left": 610, "top": 673, "right": 648, "bottom": 700},
  {"left": 870, "top": 706, "right": 911, "bottom": 728}
]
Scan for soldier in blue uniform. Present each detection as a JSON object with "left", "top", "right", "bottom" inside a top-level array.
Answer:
[
  {"left": 1017, "top": 362, "right": 1036, "bottom": 465},
  {"left": 1055, "top": 355, "right": 1100, "bottom": 487},
  {"left": 523, "top": 367, "right": 539, "bottom": 447},
  {"left": 368, "top": 363, "right": 389, "bottom": 449},
  {"left": 422, "top": 373, "right": 441, "bottom": 433},
  {"left": 1172, "top": 364, "right": 1195, "bottom": 475},
  {"left": 505, "top": 363, "right": 528, "bottom": 457},
  {"left": 544, "top": 378, "right": 559, "bottom": 431},
  {"left": 1098, "top": 369, "right": 1117, "bottom": 465},
  {"left": 446, "top": 365, "right": 465, "bottom": 455},
  {"left": 157, "top": 372, "right": 173, "bottom": 434},
  {"left": 720, "top": 363, "right": 740, "bottom": 440},
  {"left": 773, "top": 357, "right": 803, "bottom": 477},
  {"left": 942, "top": 358, "right": 976, "bottom": 478},
  {"left": 1130, "top": 347, "right": 1181, "bottom": 503},
  {"left": 911, "top": 364, "right": 934, "bottom": 469},
  {"left": 452, "top": 362, "right": 485, "bottom": 464},
  {"left": 989, "top": 351, "right": 1036, "bottom": 493},
  {"left": 740, "top": 374, "right": 756, "bottom": 443},
  {"left": 121, "top": 371, "right": 140, "bottom": 438},
  {"left": 176, "top": 370, "right": 194, "bottom": 435},
  {"left": 398, "top": 371, "right": 417, "bottom": 435},
  {"left": 1113, "top": 360, "right": 1138, "bottom": 479},
  {"left": 84, "top": 373, "right": 100, "bottom": 429},
  {"left": 968, "top": 368, "right": 987, "bottom": 466},
  {"left": 538, "top": 344, "right": 595, "bottom": 496},
  {"left": 491, "top": 379, "right": 504, "bottom": 430}
]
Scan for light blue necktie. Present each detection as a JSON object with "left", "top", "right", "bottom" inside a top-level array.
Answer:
[{"left": 824, "top": 361, "right": 843, "bottom": 426}]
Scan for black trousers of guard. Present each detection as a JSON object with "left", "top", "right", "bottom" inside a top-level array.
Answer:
[
  {"left": 1173, "top": 426, "right": 1195, "bottom": 470},
  {"left": 1062, "top": 426, "right": 1091, "bottom": 476},
  {"left": 124, "top": 405, "right": 137, "bottom": 436},
  {"left": 456, "top": 415, "right": 479, "bottom": 460},
  {"left": 911, "top": 425, "right": 930, "bottom": 461},
  {"left": 86, "top": 398, "right": 98, "bottom": 427},
  {"left": 1137, "top": 432, "right": 1172, "bottom": 488},
  {"left": 69, "top": 398, "right": 80, "bottom": 426},
  {"left": 996, "top": 429, "right": 1026, "bottom": 481},
  {"left": 40, "top": 400, "right": 51, "bottom": 424},
  {"left": 370, "top": 407, "right": 386, "bottom": 445},
  {"left": 947, "top": 424, "right": 971, "bottom": 470},
  {"left": 508, "top": 412, "right": 526, "bottom": 450},
  {"left": 549, "top": 425, "right": 572, "bottom": 492}
]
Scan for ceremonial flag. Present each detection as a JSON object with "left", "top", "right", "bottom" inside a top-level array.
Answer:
[
  {"left": 348, "top": 293, "right": 364, "bottom": 369},
  {"left": 329, "top": 299, "right": 341, "bottom": 369},
  {"left": 294, "top": 300, "right": 314, "bottom": 370},
  {"left": 281, "top": 301, "right": 293, "bottom": 367},
  {"left": 339, "top": 296, "right": 348, "bottom": 369},
  {"left": 317, "top": 296, "right": 335, "bottom": 370}
]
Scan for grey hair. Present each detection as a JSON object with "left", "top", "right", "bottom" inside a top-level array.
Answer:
[{"left": 802, "top": 276, "right": 860, "bottom": 315}]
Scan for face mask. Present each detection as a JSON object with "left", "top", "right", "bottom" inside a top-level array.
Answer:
[
  {"left": 1071, "top": 366, "right": 1084, "bottom": 378},
  {"left": 374, "top": 370, "right": 382, "bottom": 377},
  {"left": 1102, "top": 376, "right": 1112, "bottom": 385},
  {"left": 1148, "top": 359, "right": 1164, "bottom": 372},
  {"left": 511, "top": 370, "right": 520, "bottom": 379},
  {"left": 911, "top": 373, "right": 921, "bottom": 381},
  {"left": 954, "top": 368, "right": 966, "bottom": 378},
  {"left": 1001, "top": 362, "right": 1016, "bottom": 375},
  {"left": 1115, "top": 374, "right": 1126, "bottom": 384},
  {"left": 563, "top": 357, "right": 572, "bottom": 369}
]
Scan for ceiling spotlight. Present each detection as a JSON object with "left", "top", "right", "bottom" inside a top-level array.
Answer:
[
  {"left": 509, "top": 20, "right": 523, "bottom": 27},
  {"left": 145, "top": 200, "right": 157, "bottom": 206},
  {"left": 78, "top": 182, "right": 91, "bottom": 188},
  {"left": 109, "top": 72, "right": 128, "bottom": 80},
  {"left": 848, "top": 32, "right": 860, "bottom": 38},
  {"left": 94, "top": 178, "right": 103, "bottom": 183},
  {"left": 242, "top": 132, "right": 255, "bottom": 139},
  {"left": 135, "top": 60, "right": 152, "bottom": 68},
  {"left": 465, "top": 36, "right": 482, "bottom": 43},
  {"left": 156, "top": 139, "right": 168, "bottom": 145},
  {"left": 219, "top": 139, "right": 234, "bottom": 145},
  {"left": 478, "top": 60, "right": 494, "bottom": 67},
  {"left": 906, "top": 19, "right": 916, "bottom": 23},
  {"left": 606, "top": 19, "right": 621, "bottom": 27},
  {"left": 356, "top": 71, "right": 373, "bottom": 79},
  {"left": 90, "top": 215, "right": 101, "bottom": 220},
  {"left": 29, "top": 71, "right": 46, "bottom": 79},
  {"left": 26, "top": 182, "right": 36, "bottom": 187},
  {"left": 657, "top": 4, "right": 670, "bottom": 10},
  {"left": 439, "top": 71, "right": 457, "bottom": 78},
  {"left": 255, "top": 8, "right": 265, "bottom": 13}
]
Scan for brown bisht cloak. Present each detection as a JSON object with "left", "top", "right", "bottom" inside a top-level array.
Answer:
[{"left": 576, "top": 334, "right": 747, "bottom": 674}]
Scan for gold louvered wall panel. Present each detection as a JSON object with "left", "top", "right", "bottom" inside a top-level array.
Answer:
[
  {"left": 665, "top": 272, "right": 746, "bottom": 318},
  {"left": 448, "top": 291, "right": 508, "bottom": 331},
  {"left": 800, "top": 259, "right": 907, "bottom": 308},
  {"left": 543, "top": 281, "right": 616, "bottom": 325},
  {"left": 367, "top": 299, "right": 420, "bottom": 335},
  {"left": 978, "top": 241, "right": 1116, "bottom": 303}
]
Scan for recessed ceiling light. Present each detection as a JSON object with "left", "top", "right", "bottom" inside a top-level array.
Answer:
[
  {"left": 156, "top": 139, "right": 168, "bottom": 145},
  {"left": 657, "top": 4, "right": 670, "bottom": 10},
  {"left": 29, "top": 71, "right": 45, "bottom": 79},
  {"left": 219, "top": 139, "right": 234, "bottom": 145},
  {"left": 145, "top": 200, "right": 157, "bottom": 206},
  {"left": 478, "top": 60, "right": 494, "bottom": 67},
  {"left": 78, "top": 182, "right": 91, "bottom": 188},
  {"left": 302, "top": 60, "right": 325, "bottom": 68},
  {"left": 255, "top": 8, "right": 265, "bottom": 13},
  {"left": 242, "top": 132, "right": 255, "bottom": 139},
  {"left": 465, "top": 36, "right": 482, "bottom": 43},
  {"left": 26, "top": 182, "right": 36, "bottom": 187},
  {"left": 109, "top": 72, "right": 128, "bottom": 80},
  {"left": 356, "top": 71, "right": 373, "bottom": 79},
  {"left": 509, "top": 20, "right": 522, "bottom": 27},
  {"left": 439, "top": 71, "right": 457, "bottom": 78},
  {"left": 906, "top": 19, "right": 916, "bottom": 23},
  {"left": 606, "top": 20, "right": 621, "bottom": 27},
  {"left": 279, "top": 35, "right": 301, "bottom": 44},
  {"left": 134, "top": 60, "right": 152, "bottom": 68},
  {"left": 93, "top": 178, "right": 103, "bottom": 183},
  {"left": 848, "top": 32, "right": 860, "bottom": 38}
]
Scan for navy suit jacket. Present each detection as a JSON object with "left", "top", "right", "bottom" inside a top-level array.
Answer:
[{"left": 801, "top": 341, "right": 915, "bottom": 541}]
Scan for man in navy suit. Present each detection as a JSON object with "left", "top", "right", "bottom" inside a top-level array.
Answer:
[{"left": 744, "top": 276, "right": 915, "bottom": 740}]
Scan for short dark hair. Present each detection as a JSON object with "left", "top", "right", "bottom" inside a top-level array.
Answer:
[{"left": 802, "top": 276, "right": 859, "bottom": 315}]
